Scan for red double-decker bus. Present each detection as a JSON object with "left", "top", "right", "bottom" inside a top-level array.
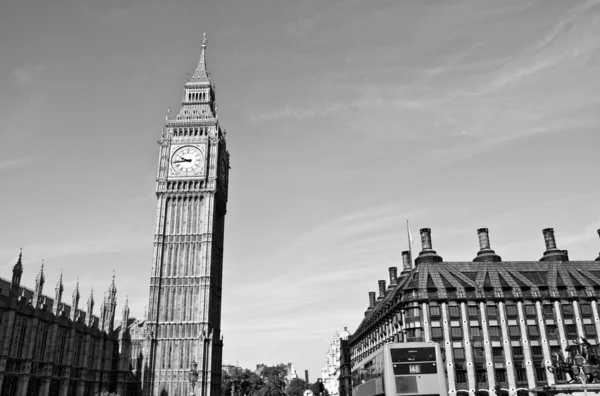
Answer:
[{"left": 352, "top": 342, "right": 447, "bottom": 396}]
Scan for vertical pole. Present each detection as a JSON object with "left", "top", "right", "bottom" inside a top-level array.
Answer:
[{"left": 406, "top": 220, "right": 413, "bottom": 269}]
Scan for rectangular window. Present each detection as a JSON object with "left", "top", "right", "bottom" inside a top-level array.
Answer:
[
  {"left": 470, "top": 326, "right": 482, "bottom": 339},
  {"left": 540, "top": 287, "right": 550, "bottom": 297},
  {"left": 473, "top": 347, "right": 485, "bottom": 358},
  {"left": 406, "top": 307, "right": 420, "bottom": 317},
  {"left": 449, "top": 306, "right": 461, "bottom": 318},
  {"left": 495, "top": 369, "right": 507, "bottom": 383},
  {"left": 562, "top": 304, "right": 574, "bottom": 317},
  {"left": 468, "top": 306, "right": 479, "bottom": 318},
  {"left": 492, "top": 347, "right": 503, "bottom": 357},
  {"left": 525, "top": 305, "right": 536, "bottom": 317},
  {"left": 565, "top": 324, "right": 577, "bottom": 336},
  {"left": 580, "top": 304, "right": 593, "bottom": 317},
  {"left": 431, "top": 327, "right": 443, "bottom": 340},
  {"left": 488, "top": 326, "right": 501, "bottom": 338},
  {"left": 451, "top": 326, "right": 463, "bottom": 339},
  {"left": 543, "top": 305, "right": 554, "bottom": 318},
  {"left": 477, "top": 369, "right": 487, "bottom": 383},
  {"left": 585, "top": 324, "right": 597, "bottom": 337},
  {"left": 536, "top": 367, "right": 547, "bottom": 382},
  {"left": 512, "top": 346, "right": 523, "bottom": 356},
  {"left": 528, "top": 325, "right": 540, "bottom": 337},
  {"left": 547, "top": 325, "right": 558, "bottom": 337},
  {"left": 429, "top": 306, "right": 441, "bottom": 318},
  {"left": 455, "top": 370, "right": 467, "bottom": 384},
  {"left": 516, "top": 368, "right": 527, "bottom": 383},
  {"left": 487, "top": 306, "right": 499, "bottom": 318},
  {"left": 531, "top": 346, "right": 543, "bottom": 356},
  {"left": 505, "top": 304, "right": 518, "bottom": 318},
  {"left": 453, "top": 348, "right": 465, "bottom": 360},
  {"left": 509, "top": 325, "right": 521, "bottom": 338}
]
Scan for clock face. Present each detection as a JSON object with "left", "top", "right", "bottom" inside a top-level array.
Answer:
[{"left": 170, "top": 146, "right": 204, "bottom": 176}]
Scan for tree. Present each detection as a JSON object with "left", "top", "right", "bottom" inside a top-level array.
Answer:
[
  {"left": 309, "top": 380, "right": 329, "bottom": 396},
  {"left": 256, "top": 365, "right": 287, "bottom": 396},
  {"left": 287, "top": 378, "right": 308, "bottom": 396},
  {"left": 222, "top": 369, "right": 265, "bottom": 396}
]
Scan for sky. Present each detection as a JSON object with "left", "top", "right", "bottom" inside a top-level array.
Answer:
[{"left": 1, "top": 0, "right": 600, "bottom": 380}]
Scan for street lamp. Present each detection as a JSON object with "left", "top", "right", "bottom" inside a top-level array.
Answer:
[{"left": 189, "top": 360, "right": 199, "bottom": 396}]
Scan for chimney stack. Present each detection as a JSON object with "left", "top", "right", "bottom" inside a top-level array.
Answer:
[
  {"left": 478, "top": 228, "right": 490, "bottom": 250},
  {"left": 596, "top": 229, "right": 600, "bottom": 261},
  {"left": 473, "top": 228, "right": 501, "bottom": 262},
  {"left": 388, "top": 267, "right": 398, "bottom": 286},
  {"left": 401, "top": 251, "right": 412, "bottom": 272},
  {"left": 415, "top": 228, "right": 443, "bottom": 265},
  {"left": 368, "top": 292, "right": 376, "bottom": 309},
  {"left": 540, "top": 228, "right": 569, "bottom": 262},
  {"left": 378, "top": 280, "right": 386, "bottom": 298},
  {"left": 543, "top": 228, "right": 557, "bottom": 250},
  {"left": 421, "top": 228, "right": 432, "bottom": 250}
]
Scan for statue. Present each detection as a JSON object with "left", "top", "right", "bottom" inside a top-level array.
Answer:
[{"left": 547, "top": 338, "right": 600, "bottom": 384}]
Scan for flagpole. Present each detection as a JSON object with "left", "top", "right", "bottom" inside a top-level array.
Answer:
[{"left": 406, "top": 220, "right": 413, "bottom": 269}]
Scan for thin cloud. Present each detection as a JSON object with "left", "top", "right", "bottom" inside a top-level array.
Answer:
[{"left": 0, "top": 156, "right": 35, "bottom": 171}]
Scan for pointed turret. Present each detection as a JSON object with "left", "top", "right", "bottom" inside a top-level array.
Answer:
[
  {"left": 53, "top": 271, "right": 64, "bottom": 314},
  {"left": 103, "top": 273, "right": 118, "bottom": 332},
  {"left": 100, "top": 293, "right": 107, "bottom": 331},
  {"left": 190, "top": 33, "right": 210, "bottom": 83},
  {"left": 169, "top": 33, "right": 219, "bottom": 124},
  {"left": 87, "top": 289, "right": 95, "bottom": 327},
  {"left": 33, "top": 260, "right": 45, "bottom": 305},
  {"left": 107, "top": 271, "right": 117, "bottom": 302},
  {"left": 55, "top": 271, "right": 64, "bottom": 303},
  {"left": 88, "top": 288, "right": 95, "bottom": 315},
  {"left": 121, "top": 296, "right": 130, "bottom": 336},
  {"left": 72, "top": 279, "right": 80, "bottom": 311},
  {"left": 11, "top": 249, "right": 24, "bottom": 292}
]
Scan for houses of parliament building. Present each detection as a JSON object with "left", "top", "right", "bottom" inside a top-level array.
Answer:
[{"left": 0, "top": 34, "right": 229, "bottom": 396}]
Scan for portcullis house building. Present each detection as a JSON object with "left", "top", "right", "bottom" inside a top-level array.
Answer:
[{"left": 348, "top": 228, "right": 600, "bottom": 396}]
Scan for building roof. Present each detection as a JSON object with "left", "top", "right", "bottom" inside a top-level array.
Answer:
[{"left": 352, "top": 227, "right": 600, "bottom": 341}]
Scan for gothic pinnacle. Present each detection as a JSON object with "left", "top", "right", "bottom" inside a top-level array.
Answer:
[
  {"left": 38, "top": 259, "right": 45, "bottom": 283},
  {"left": 73, "top": 278, "right": 80, "bottom": 311},
  {"left": 14, "top": 248, "right": 23, "bottom": 272},
  {"left": 189, "top": 32, "right": 210, "bottom": 83}
]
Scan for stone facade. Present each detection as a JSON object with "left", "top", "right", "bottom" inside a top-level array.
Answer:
[
  {"left": 349, "top": 227, "right": 600, "bottom": 396},
  {"left": 321, "top": 328, "right": 350, "bottom": 396},
  {"left": 136, "top": 33, "right": 230, "bottom": 396},
  {"left": 0, "top": 252, "right": 139, "bottom": 396},
  {"left": 0, "top": 34, "right": 230, "bottom": 396}
]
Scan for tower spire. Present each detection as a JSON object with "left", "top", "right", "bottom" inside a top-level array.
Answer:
[
  {"left": 190, "top": 33, "right": 210, "bottom": 83},
  {"left": 33, "top": 259, "right": 45, "bottom": 304},
  {"left": 88, "top": 288, "right": 95, "bottom": 326},
  {"left": 11, "top": 248, "right": 24, "bottom": 291},
  {"left": 72, "top": 278, "right": 80, "bottom": 311},
  {"left": 55, "top": 270, "right": 64, "bottom": 304}
]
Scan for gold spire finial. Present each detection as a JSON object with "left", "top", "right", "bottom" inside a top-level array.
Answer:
[{"left": 202, "top": 32, "right": 207, "bottom": 48}]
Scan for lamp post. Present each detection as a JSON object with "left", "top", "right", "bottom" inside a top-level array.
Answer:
[{"left": 189, "top": 360, "right": 199, "bottom": 396}]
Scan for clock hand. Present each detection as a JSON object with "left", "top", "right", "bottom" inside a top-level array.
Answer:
[{"left": 173, "top": 159, "right": 192, "bottom": 163}]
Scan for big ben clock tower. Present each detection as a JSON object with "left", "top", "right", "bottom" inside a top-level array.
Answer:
[{"left": 144, "top": 34, "right": 229, "bottom": 396}]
